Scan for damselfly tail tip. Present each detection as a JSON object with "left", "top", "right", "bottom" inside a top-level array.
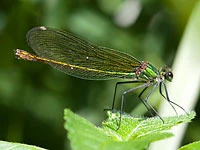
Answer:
[
  {"left": 14, "top": 49, "right": 36, "bottom": 61},
  {"left": 14, "top": 49, "right": 23, "bottom": 59}
]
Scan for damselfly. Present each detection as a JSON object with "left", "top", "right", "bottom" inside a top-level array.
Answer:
[{"left": 14, "top": 26, "right": 187, "bottom": 129}]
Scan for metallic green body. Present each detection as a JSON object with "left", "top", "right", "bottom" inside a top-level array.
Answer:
[{"left": 139, "top": 63, "right": 158, "bottom": 80}]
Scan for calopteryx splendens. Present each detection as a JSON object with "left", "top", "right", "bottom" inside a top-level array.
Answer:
[{"left": 14, "top": 26, "right": 187, "bottom": 128}]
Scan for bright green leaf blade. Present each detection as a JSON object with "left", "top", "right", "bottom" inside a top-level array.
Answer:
[
  {"left": 0, "top": 141, "right": 46, "bottom": 150},
  {"left": 102, "top": 111, "right": 195, "bottom": 141},
  {"left": 102, "top": 132, "right": 173, "bottom": 150},
  {"left": 64, "top": 109, "right": 195, "bottom": 150},
  {"left": 64, "top": 109, "right": 112, "bottom": 150},
  {"left": 178, "top": 141, "right": 200, "bottom": 150}
]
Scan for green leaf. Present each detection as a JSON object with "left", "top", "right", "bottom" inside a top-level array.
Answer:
[
  {"left": 102, "top": 111, "right": 195, "bottom": 141},
  {"left": 179, "top": 141, "right": 200, "bottom": 150},
  {"left": 64, "top": 109, "right": 195, "bottom": 150},
  {"left": 0, "top": 141, "right": 46, "bottom": 150},
  {"left": 64, "top": 109, "right": 112, "bottom": 150}
]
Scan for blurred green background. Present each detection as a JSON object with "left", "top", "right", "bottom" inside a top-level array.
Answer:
[{"left": 0, "top": 0, "right": 199, "bottom": 149}]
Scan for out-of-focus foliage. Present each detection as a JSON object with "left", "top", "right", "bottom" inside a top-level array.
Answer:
[
  {"left": 179, "top": 140, "right": 200, "bottom": 150},
  {"left": 0, "top": 140, "right": 46, "bottom": 150},
  {"left": 0, "top": 0, "right": 199, "bottom": 149}
]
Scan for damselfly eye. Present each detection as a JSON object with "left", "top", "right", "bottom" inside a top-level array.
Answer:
[{"left": 166, "top": 71, "right": 173, "bottom": 82}]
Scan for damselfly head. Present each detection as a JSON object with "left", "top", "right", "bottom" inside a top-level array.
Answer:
[{"left": 160, "top": 66, "right": 173, "bottom": 82}]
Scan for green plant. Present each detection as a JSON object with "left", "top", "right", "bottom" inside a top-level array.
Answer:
[{"left": 0, "top": 110, "right": 196, "bottom": 150}]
